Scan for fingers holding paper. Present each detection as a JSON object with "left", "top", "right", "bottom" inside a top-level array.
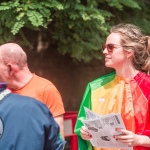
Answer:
[
  {"left": 114, "top": 128, "right": 141, "bottom": 147},
  {"left": 80, "top": 126, "right": 92, "bottom": 140}
]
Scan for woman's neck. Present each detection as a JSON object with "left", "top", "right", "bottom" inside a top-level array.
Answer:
[{"left": 115, "top": 66, "right": 140, "bottom": 79}]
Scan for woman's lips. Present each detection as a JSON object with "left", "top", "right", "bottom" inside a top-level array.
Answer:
[{"left": 105, "top": 57, "right": 111, "bottom": 61}]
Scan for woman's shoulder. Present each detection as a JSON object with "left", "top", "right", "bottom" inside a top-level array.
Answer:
[
  {"left": 134, "top": 72, "right": 150, "bottom": 81},
  {"left": 134, "top": 72, "right": 150, "bottom": 88},
  {"left": 87, "top": 72, "right": 116, "bottom": 90},
  {"left": 90, "top": 72, "right": 115, "bottom": 83}
]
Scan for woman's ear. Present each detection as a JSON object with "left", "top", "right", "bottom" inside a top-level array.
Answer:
[{"left": 126, "top": 51, "right": 134, "bottom": 59}]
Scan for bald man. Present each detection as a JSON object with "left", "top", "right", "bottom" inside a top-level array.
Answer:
[{"left": 0, "top": 43, "right": 65, "bottom": 139}]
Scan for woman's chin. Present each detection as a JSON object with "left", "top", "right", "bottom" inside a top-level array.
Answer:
[{"left": 105, "top": 63, "right": 113, "bottom": 68}]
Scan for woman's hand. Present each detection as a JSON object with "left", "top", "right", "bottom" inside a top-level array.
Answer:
[
  {"left": 80, "top": 126, "right": 92, "bottom": 140},
  {"left": 114, "top": 128, "right": 141, "bottom": 147}
]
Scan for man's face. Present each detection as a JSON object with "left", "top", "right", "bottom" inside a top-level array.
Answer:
[{"left": 0, "top": 56, "right": 9, "bottom": 83}]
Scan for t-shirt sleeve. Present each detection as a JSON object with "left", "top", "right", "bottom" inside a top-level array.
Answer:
[{"left": 42, "top": 83, "right": 65, "bottom": 117}]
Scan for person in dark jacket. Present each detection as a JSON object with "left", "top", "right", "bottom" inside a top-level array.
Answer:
[{"left": 0, "top": 82, "right": 65, "bottom": 150}]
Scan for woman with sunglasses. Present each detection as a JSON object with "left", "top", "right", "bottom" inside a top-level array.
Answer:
[{"left": 74, "top": 23, "right": 150, "bottom": 150}]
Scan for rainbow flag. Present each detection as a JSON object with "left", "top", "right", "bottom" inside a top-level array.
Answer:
[{"left": 74, "top": 72, "right": 149, "bottom": 150}]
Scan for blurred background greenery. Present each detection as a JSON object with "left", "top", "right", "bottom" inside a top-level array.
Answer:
[{"left": 0, "top": 0, "right": 150, "bottom": 62}]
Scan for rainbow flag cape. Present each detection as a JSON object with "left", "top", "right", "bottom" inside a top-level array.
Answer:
[{"left": 74, "top": 72, "right": 150, "bottom": 150}]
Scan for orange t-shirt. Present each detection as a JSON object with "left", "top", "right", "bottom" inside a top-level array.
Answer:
[{"left": 13, "top": 74, "right": 65, "bottom": 117}]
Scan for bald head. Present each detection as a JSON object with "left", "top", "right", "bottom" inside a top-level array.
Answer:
[{"left": 0, "top": 43, "right": 27, "bottom": 68}]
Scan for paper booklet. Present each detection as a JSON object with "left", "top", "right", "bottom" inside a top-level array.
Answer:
[{"left": 82, "top": 107, "right": 133, "bottom": 150}]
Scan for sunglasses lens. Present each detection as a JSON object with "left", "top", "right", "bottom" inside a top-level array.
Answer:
[
  {"left": 102, "top": 44, "right": 106, "bottom": 50},
  {"left": 107, "top": 44, "right": 114, "bottom": 52},
  {"left": 102, "top": 44, "right": 123, "bottom": 52},
  {"left": 102, "top": 44, "right": 114, "bottom": 52}
]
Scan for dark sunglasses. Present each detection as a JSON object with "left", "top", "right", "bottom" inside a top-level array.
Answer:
[{"left": 102, "top": 44, "right": 123, "bottom": 53}]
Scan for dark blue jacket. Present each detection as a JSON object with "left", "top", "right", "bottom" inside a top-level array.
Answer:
[{"left": 0, "top": 92, "right": 65, "bottom": 150}]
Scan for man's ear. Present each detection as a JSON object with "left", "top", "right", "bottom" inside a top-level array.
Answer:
[{"left": 7, "top": 63, "right": 14, "bottom": 76}]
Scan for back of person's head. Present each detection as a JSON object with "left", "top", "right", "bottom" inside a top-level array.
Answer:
[
  {"left": 0, "top": 43, "right": 27, "bottom": 69},
  {"left": 110, "top": 23, "right": 150, "bottom": 74}
]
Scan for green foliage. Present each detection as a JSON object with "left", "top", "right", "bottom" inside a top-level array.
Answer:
[
  {"left": 0, "top": 0, "right": 63, "bottom": 41},
  {"left": 0, "top": 0, "right": 150, "bottom": 62},
  {"left": 106, "top": 0, "right": 141, "bottom": 10},
  {"left": 11, "top": 21, "right": 25, "bottom": 35}
]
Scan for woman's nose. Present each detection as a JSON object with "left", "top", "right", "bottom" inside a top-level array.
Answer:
[{"left": 102, "top": 48, "right": 108, "bottom": 54}]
